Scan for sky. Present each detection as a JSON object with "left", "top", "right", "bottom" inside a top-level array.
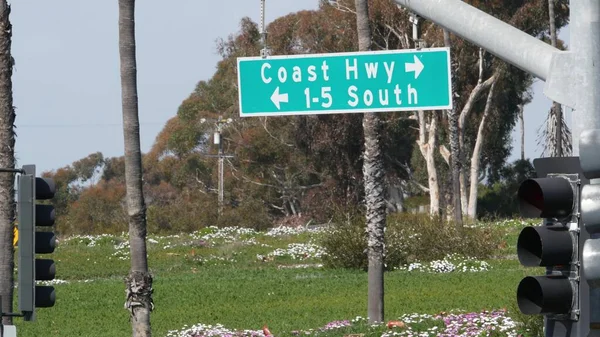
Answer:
[
  {"left": 507, "top": 25, "right": 571, "bottom": 163},
  {"left": 9, "top": 0, "right": 567, "bottom": 174}
]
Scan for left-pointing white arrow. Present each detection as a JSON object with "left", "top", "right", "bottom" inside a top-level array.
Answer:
[
  {"left": 405, "top": 55, "right": 425, "bottom": 79},
  {"left": 271, "top": 86, "right": 289, "bottom": 110}
]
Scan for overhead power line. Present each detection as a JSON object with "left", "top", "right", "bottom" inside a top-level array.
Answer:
[{"left": 16, "top": 122, "right": 165, "bottom": 128}]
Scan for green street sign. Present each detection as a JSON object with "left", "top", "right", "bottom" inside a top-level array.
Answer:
[{"left": 237, "top": 47, "right": 452, "bottom": 117}]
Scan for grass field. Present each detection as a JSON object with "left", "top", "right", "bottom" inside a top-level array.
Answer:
[{"left": 11, "top": 220, "right": 541, "bottom": 337}]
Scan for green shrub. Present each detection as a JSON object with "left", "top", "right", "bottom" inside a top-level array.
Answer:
[
  {"left": 147, "top": 193, "right": 219, "bottom": 234},
  {"left": 388, "top": 213, "right": 501, "bottom": 264},
  {"left": 217, "top": 198, "right": 272, "bottom": 231},
  {"left": 61, "top": 181, "right": 128, "bottom": 235},
  {"left": 321, "top": 212, "right": 502, "bottom": 270},
  {"left": 478, "top": 159, "right": 535, "bottom": 219},
  {"left": 320, "top": 213, "right": 369, "bottom": 270},
  {"left": 508, "top": 301, "right": 544, "bottom": 337}
]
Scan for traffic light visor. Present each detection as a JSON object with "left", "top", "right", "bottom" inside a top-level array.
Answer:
[
  {"left": 517, "top": 276, "right": 573, "bottom": 315},
  {"left": 518, "top": 177, "right": 574, "bottom": 218},
  {"left": 517, "top": 226, "right": 573, "bottom": 266},
  {"left": 35, "top": 178, "right": 55, "bottom": 200},
  {"left": 35, "top": 286, "right": 55, "bottom": 308}
]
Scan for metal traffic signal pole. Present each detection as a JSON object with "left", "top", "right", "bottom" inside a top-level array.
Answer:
[
  {"left": 393, "top": 1, "right": 600, "bottom": 337},
  {"left": 394, "top": 0, "right": 558, "bottom": 80},
  {"left": 393, "top": 0, "right": 600, "bottom": 152}
]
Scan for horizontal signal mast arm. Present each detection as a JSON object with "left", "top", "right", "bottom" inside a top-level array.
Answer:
[{"left": 393, "top": 0, "right": 559, "bottom": 81}]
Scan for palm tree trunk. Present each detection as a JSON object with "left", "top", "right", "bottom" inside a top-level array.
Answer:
[
  {"left": 0, "top": 1, "right": 14, "bottom": 325},
  {"left": 443, "top": 29, "right": 462, "bottom": 227},
  {"left": 549, "top": 0, "right": 558, "bottom": 48},
  {"left": 355, "top": 0, "right": 385, "bottom": 324},
  {"left": 519, "top": 104, "right": 525, "bottom": 160},
  {"left": 118, "top": 1, "right": 153, "bottom": 336},
  {"left": 548, "top": 0, "right": 563, "bottom": 156},
  {"left": 552, "top": 105, "right": 562, "bottom": 156}
]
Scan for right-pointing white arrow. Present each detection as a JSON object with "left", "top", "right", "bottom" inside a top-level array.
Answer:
[
  {"left": 270, "top": 86, "right": 289, "bottom": 110},
  {"left": 405, "top": 55, "right": 425, "bottom": 79}
]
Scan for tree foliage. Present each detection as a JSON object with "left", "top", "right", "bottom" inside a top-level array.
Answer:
[
  {"left": 478, "top": 159, "right": 536, "bottom": 218},
  {"left": 46, "top": 1, "right": 567, "bottom": 235}
]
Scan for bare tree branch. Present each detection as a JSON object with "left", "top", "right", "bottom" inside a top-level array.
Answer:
[
  {"left": 194, "top": 169, "right": 209, "bottom": 195},
  {"left": 399, "top": 162, "right": 430, "bottom": 193},
  {"left": 439, "top": 144, "right": 450, "bottom": 165},
  {"left": 329, "top": 0, "right": 356, "bottom": 14},
  {"left": 467, "top": 77, "right": 498, "bottom": 218},
  {"left": 261, "top": 117, "right": 294, "bottom": 147},
  {"left": 458, "top": 71, "right": 499, "bottom": 131}
]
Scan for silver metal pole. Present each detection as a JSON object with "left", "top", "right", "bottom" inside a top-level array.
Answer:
[
  {"left": 570, "top": 0, "right": 600, "bottom": 156},
  {"left": 572, "top": 1, "right": 600, "bottom": 335},
  {"left": 394, "top": 0, "right": 559, "bottom": 81}
]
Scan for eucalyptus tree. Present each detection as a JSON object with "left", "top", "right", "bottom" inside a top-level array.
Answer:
[{"left": 434, "top": 0, "right": 568, "bottom": 219}]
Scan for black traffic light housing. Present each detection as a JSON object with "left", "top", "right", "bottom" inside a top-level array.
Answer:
[
  {"left": 517, "top": 174, "right": 579, "bottom": 317},
  {"left": 516, "top": 157, "right": 588, "bottom": 324},
  {"left": 17, "top": 164, "right": 57, "bottom": 321},
  {"left": 515, "top": 157, "right": 594, "bottom": 337}
]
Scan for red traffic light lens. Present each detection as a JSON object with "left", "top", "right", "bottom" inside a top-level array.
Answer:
[{"left": 518, "top": 177, "right": 574, "bottom": 219}]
